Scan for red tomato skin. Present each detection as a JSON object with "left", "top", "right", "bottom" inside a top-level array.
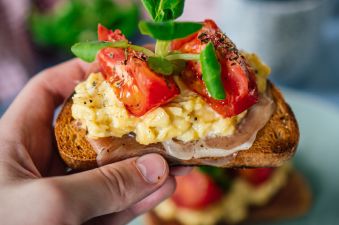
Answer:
[
  {"left": 97, "top": 25, "right": 180, "bottom": 117},
  {"left": 98, "top": 24, "right": 126, "bottom": 41},
  {"left": 172, "top": 170, "right": 223, "bottom": 210},
  {"left": 237, "top": 168, "right": 274, "bottom": 186},
  {"left": 98, "top": 47, "right": 179, "bottom": 116},
  {"left": 172, "top": 19, "right": 259, "bottom": 117}
]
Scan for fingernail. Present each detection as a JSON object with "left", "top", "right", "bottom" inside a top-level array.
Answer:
[{"left": 136, "top": 154, "right": 167, "bottom": 184}]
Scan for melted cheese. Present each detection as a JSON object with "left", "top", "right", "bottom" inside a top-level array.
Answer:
[{"left": 154, "top": 164, "right": 292, "bottom": 225}]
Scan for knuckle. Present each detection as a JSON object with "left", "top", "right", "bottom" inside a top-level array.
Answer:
[
  {"left": 38, "top": 179, "right": 67, "bottom": 206},
  {"left": 97, "top": 166, "right": 129, "bottom": 211},
  {"left": 38, "top": 67, "right": 53, "bottom": 77},
  {"left": 28, "top": 73, "right": 47, "bottom": 91},
  {"left": 30, "top": 180, "right": 76, "bottom": 224}
]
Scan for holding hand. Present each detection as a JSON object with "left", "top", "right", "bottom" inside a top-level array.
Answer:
[{"left": 0, "top": 59, "right": 190, "bottom": 225}]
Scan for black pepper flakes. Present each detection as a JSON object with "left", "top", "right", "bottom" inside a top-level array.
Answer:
[
  {"left": 133, "top": 51, "right": 148, "bottom": 62},
  {"left": 115, "top": 81, "right": 122, "bottom": 88},
  {"left": 164, "top": 77, "right": 172, "bottom": 89},
  {"left": 198, "top": 32, "right": 208, "bottom": 40},
  {"left": 198, "top": 32, "right": 210, "bottom": 43},
  {"left": 120, "top": 48, "right": 128, "bottom": 65},
  {"left": 229, "top": 55, "right": 239, "bottom": 61}
]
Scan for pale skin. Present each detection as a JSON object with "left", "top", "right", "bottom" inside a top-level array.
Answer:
[{"left": 0, "top": 59, "right": 191, "bottom": 225}]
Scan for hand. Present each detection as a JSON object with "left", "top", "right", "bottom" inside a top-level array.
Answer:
[{"left": 0, "top": 59, "right": 191, "bottom": 225}]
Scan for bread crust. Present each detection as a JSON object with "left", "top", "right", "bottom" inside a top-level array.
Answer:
[
  {"left": 144, "top": 171, "right": 312, "bottom": 225},
  {"left": 54, "top": 82, "right": 299, "bottom": 170}
]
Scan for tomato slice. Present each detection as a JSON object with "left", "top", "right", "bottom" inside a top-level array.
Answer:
[
  {"left": 237, "top": 168, "right": 274, "bottom": 186},
  {"left": 172, "top": 169, "right": 223, "bottom": 209},
  {"left": 98, "top": 24, "right": 126, "bottom": 41},
  {"left": 172, "top": 19, "right": 258, "bottom": 117},
  {"left": 97, "top": 25, "right": 180, "bottom": 117}
]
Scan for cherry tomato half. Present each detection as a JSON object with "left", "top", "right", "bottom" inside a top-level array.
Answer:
[
  {"left": 172, "top": 20, "right": 258, "bottom": 117},
  {"left": 172, "top": 169, "right": 223, "bottom": 209},
  {"left": 97, "top": 25, "right": 179, "bottom": 116}
]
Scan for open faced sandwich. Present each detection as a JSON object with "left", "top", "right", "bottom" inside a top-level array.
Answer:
[
  {"left": 55, "top": 0, "right": 299, "bottom": 170},
  {"left": 146, "top": 164, "right": 311, "bottom": 225}
]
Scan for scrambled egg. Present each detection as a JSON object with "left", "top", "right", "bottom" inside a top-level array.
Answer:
[
  {"left": 72, "top": 73, "right": 242, "bottom": 144},
  {"left": 243, "top": 52, "right": 271, "bottom": 93},
  {"left": 71, "top": 53, "right": 270, "bottom": 145},
  {"left": 154, "top": 164, "right": 292, "bottom": 225}
]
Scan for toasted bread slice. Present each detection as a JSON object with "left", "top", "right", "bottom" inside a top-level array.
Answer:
[
  {"left": 145, "top": 171, "right": 312, "bottom": 225},
  {"left": 54, "top": 82, "right": 299, "bottom": 170}
]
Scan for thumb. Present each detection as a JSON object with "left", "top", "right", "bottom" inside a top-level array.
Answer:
[{"left": 52, "top": 154, "right": 169, "bottom": 223}]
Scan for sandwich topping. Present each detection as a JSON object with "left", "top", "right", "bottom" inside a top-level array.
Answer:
[
  {"left": 69, "top": 0, "right": 274, "bottom": 161},
  {"left": 72, "top": 73, "right": 245, "bottom": 145},
  {"left": 71, "top": 23, "right": 272, "bottom": 142},
  {"left": 71, "top": 51, "right": 273, "bottom": 162}
]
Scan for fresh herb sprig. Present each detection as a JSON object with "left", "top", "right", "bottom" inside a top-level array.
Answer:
[
  {"left": 71, "top": 40, "right": 154, "bottom": 62},
  {"left": 139, "top": 0, "right": 202, "bottom": 58},
  {"left": 200, "top": 42, "right": 226, "bottom": 100},
  {"left": 141, "top": 0, "right": 185, "bottom": 22},
  {"left": 139, "top": 21, "right": 203, "bottom": 41},
  {"left": 71, "top": 0, "right": 225, "bottom": 100}
]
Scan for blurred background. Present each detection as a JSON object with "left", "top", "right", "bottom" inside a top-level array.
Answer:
[
  {"left": 1, "top": 0, "right": 339, "bottom": 224},
  {"left": 0, "top": 0, "right": 338, "bottom": 115},
  {"left": 0, "top": 0, "right": 339, "bottom": 114}
]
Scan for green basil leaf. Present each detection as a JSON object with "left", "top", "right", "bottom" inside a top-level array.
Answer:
[
  {"left": 200, "top": 42, "right": 226, "bottom": 100},
  {"left": 148, "top": 56, "right": 173, "bottom": 75},
  {"left": 139, "top": 21, "right": 202, "bottom": 40},
  {"left": 71, "top": 40, "right": 128, "bottom": 62},
  {"left": 171, "top": 59, "right": 186, "bottom": 74},
  {"left": 141, "top": 0, "right": 185, "bottom": 22},
  {"left": 141, "top": 0, "right": 157, "bottom": 20}
]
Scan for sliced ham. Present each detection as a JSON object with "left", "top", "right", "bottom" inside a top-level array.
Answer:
[{"left": 87, "top": 91, "right": 275, "bottom": 166}]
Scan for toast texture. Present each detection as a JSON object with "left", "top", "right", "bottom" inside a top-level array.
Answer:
[
  {"left": 54, "top": 82, "right": 299, "bottom": 170},
  {"left": 144, "top": 171, "right": 312, "bottom": 225}
]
